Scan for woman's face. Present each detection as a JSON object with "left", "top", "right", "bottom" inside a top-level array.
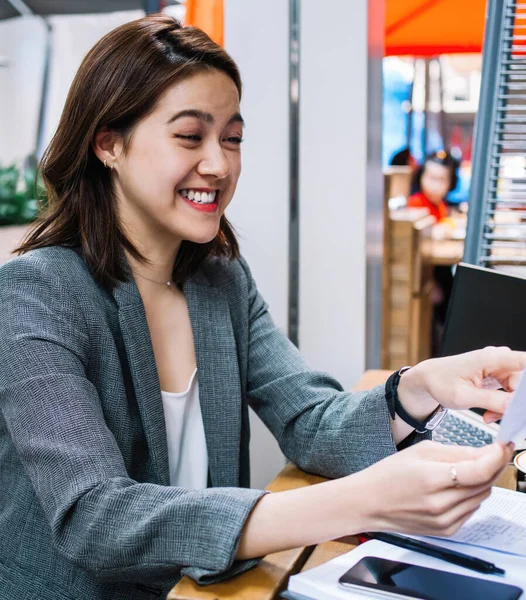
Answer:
[
  {"left": 113, "top": 69, "right": 243, "bottom": 250},
  {"left": 420, "top": 161, "right": 451, "bottom": 205}
]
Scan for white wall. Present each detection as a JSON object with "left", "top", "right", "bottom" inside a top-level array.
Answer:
[
  {"left": 299, "top": 0, "right": 370, "bottom": 389},
  {"left": 225, "top": 0, "right": 384, "bottom": 487},
  {"left": 224, "top": 0, "right": 290, "bottom": 488},
  {"left": 0, "top": 16, "right": 47, "bottom": 164},
  {"left": 224, "top": 1, "right": 290, "bottom": 331},
  {"left": 41, "top": 10, "right": 144, "bottom": 154},
  {"left": 0, "top": 11, "right": 145, "bottom": 165}
]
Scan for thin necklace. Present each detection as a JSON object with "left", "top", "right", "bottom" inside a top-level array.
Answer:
[{"left": 134, "top": 271, "right": 173, "bottom": 288}]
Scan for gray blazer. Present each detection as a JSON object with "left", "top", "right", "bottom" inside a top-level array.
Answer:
[{"left": 0, "top": 246, "right": 410, "bottom": 600}]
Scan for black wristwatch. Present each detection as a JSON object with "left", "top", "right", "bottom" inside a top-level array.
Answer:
[{"left": 386, "top": 366, "right": 448, "bottom": 434}]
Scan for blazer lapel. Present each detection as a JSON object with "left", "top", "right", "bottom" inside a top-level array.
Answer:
[
  {"left": 184, "top": 274, "right": 242, "bottom": 488},
  {"left": 113, "top": 278, "right": 170, "bottom": 486}
]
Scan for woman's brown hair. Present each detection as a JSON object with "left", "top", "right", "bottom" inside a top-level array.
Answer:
[{"left": 16, "top": 14, "right": 241, "bottom": 289}]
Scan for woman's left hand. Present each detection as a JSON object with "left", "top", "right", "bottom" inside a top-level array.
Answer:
[{"left": 398, "top": 347, "right": 526, "bottom": 424}]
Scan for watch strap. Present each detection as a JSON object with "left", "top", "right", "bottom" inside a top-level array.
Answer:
[
  {"left": 386, "top": 366, "right": 446, "bottom": 434},
  {"left": 394, "top": 393, "right": 431, "bottom": 434},
  {"left": 385, "top": 366, "right": 411, "bottom": 421}
]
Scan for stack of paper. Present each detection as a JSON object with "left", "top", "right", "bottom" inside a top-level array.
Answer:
[
  {"left": 287, "top": 486, "right": 526, "bottom": 600},
  {"left": 431, "top": 486, "right": 526, "bottom": 556}
]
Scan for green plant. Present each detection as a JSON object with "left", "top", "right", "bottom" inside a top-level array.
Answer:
[{"left": 0, "top": 161, "right": 46, "bottom": 226}]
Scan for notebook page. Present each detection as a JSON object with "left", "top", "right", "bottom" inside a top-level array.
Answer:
[{"left": 429, "top": 487, "right": 526, "bottom": 556}]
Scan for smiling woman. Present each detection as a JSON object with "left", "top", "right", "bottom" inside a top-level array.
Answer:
[
  {"left": 93, "top": 69, "right": 243, "bottom": 256},
  {"left": 0, "top": 12, "right": 524, "bottom": 600},
  {"left": 18, "top": 15, "right": 243, "bottom": 288}
]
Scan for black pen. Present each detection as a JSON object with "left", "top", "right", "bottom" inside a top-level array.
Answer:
[{"left": 362, "top": 532, "right": 506, "bottom": 575}]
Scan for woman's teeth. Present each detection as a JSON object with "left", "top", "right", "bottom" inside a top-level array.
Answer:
[{"left": 180, "top": 189, "right": 217, "bottom": 204}]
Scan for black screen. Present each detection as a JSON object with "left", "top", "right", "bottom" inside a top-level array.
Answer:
[
  {"left": 339, "top": 557, "right": 522, "bottom": 600},
  {"left": 441, "top": 263, "right": 526, "bottom": 357}
]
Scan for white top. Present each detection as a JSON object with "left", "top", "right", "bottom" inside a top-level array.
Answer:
[{"left": 160, "top": 368, "right": 209, "bottom": 489}]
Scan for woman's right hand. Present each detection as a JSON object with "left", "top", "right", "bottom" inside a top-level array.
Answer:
[{"left": 350, "top": 440, "right": 514, "bottom": 538}]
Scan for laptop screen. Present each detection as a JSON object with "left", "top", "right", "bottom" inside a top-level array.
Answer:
[{"left": 441, "top": 263, "right": 526, "bottom": 358}]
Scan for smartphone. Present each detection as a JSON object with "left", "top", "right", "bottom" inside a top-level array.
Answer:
[{"left": 338, "top": 556, "right": 523, "bottom": 600}]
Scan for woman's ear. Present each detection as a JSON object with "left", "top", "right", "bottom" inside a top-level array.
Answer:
[{"left": 92, "top": 127, "right": 123, "bottom": 167}]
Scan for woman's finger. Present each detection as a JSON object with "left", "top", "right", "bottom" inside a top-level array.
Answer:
[
  {"left": 440, "top": 504, "right": 483, "bottom": 537},
  {"left": 453, "top": 443, "right": 513, "bottom": 487},
  {"left": 479, "top": 348, "right": 526, "bottom": 376},
  {"left": 483, "top": 409, "right": 502, "bottom": 424},
  {"left": 502, "top": 371, "right": 522, "bottom": 393},
  {"left": 456, "top": 387, "right": 510, "bottom": 415},
  {"left": 428, "top": 482, "right": 493, "bottom": 513},
  {"left": 425, "top": 488, "right": 491, "bottom": 535}
]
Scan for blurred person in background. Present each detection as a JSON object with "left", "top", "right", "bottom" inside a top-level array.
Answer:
[
  {"left": 408, "top": 150, "right": 459, "bottom": 223},
  {"left": 408, "top": 150, "right": 460, "bottom": 355}
]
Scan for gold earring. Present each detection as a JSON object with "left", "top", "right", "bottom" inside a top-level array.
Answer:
[
  {"left": 103, "top": 159, "right": 115, "bottom": 171},
  {"left": 103, "top": 159, "right": 107, "bottom": 168}
]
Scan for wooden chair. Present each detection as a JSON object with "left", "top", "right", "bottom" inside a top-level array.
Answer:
[
  {"left": 382, "top": 206, "right": 435, "bottom": 370},
  {"left": 382, "top": 167, "right": 434, "bottom": 370}
]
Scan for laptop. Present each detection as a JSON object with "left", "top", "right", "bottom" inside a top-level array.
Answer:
[{"left": 435, "top": 263, "right": 526, "bottom": 449}]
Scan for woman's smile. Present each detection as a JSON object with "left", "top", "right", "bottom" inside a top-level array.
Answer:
[{"left": 179, "top": 187, "right": 219, "bottom": 213}]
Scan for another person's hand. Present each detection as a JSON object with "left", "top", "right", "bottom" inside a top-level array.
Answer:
[
  {"left": 398, "top": 347, "right": 526, "bottom": 424},
  {"left": 432, "top": 219, "right": 456, "bottom": 240},
  {"left": 352, "top": 440, "right": 513, "bottom": 537}
]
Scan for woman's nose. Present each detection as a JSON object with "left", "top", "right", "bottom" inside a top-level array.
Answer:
[{"left": 198, "top": 144, "right": 231, "bottom": 179}]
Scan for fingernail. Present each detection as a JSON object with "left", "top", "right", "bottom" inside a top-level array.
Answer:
[{"left": 508, "top": 442, "right": 516, "bottom": 451}]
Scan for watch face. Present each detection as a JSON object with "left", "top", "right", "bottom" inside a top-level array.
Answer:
[{"left": 426, "top": 406, "right": 449, "bottom": 431}]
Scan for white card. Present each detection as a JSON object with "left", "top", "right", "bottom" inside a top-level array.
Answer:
[{"left": 497, "top": 368, "right": 526, "bottom": 446}]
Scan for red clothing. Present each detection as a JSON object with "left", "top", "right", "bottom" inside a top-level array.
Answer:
[{"left": 407, "top": 192, "right": 448, "bottom": 222}]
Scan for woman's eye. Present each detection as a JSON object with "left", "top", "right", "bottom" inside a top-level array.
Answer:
[
  {"left": 175, "top": 134, "right": 243, "bottom": 145},
  {"left": 224, "top": 136, "right": 243, "bottom": 145},
  {"left": 175, "top": 134, "right": 202, "bottom": 142}
]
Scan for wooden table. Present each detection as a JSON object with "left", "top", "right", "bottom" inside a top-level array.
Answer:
[{"left": 168, "top": 369, "right": 518, "bottom": 600}]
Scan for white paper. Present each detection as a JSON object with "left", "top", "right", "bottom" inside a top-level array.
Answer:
[
  {"left": 429, "top": 486, "right": 526, "bottom": 557},
  {"left": 288, "top": 538, "right": 526, "bottom": 600},
  {"left": 497, "top": 368, "right": 526, "bottom": 446}
]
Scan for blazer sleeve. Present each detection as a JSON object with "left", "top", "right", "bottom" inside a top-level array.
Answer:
[
  {"left": 239, "top": 258, "right": 430, "bottom": 478},
  {"left": 0, "top": 255, "right": 266, "bottom": 585}
]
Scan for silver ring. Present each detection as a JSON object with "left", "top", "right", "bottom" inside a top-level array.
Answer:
[{"left": 449, "top": 465, "right": 459, "bottom": 487}]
